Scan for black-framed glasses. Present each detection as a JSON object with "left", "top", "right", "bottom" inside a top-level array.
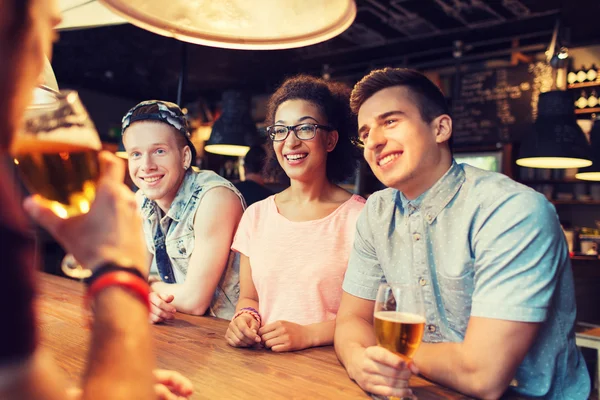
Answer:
[{"left": 266, "top": 123, "right": 333, "bottom": 142}]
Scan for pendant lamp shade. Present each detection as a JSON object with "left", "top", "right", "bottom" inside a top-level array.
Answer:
[
  {"left": 205, "top": 91, "right": 256, "bottom": 157},
  {"left": 98, "top": 0, "right": 356, "bottom": 50},
  {"left": 516, "top": 91, "right": 593, "bottom": 169},
  {"left": 58, "top": 0, "right": 126, "bottom": 30},
  {"left": 576, "top": 117, "right": 600, "bottom": 181},
  {"left": 30, "top": 58, "right": 60, "bottom": 110},
  {"left": 116, "top": 141, "right": 128, "bottom": 159}
]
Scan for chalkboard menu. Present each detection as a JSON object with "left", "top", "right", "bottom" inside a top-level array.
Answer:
[{"left": 453, "top": 62, "right": 553, "bottom": 146}]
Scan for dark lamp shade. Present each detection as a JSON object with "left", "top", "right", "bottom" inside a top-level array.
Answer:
[
  {"left": 116, "top": 141, "right": 127, "bottom": 159},
  {"left": 205, "top": 91, "right": 256, "bottom": 157},
  {"left": 516, "top": 91, "right": 592, "bottom": 169},
  {"left": 576, "top": 119, "right": 600, "bottom": 181}
]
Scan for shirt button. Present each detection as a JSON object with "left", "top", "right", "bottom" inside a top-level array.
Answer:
[
  {"left": 427, "top": 324, "right": 437, "bottom": 333},
  {"left": 426, "top": 214, "right": 433, "bottom": 223},
  {"left": 419, "top": 278, "right": 427, "bottom": 286},
  {"left": 413, "top": 233, "right": 421, "bottom": 241},
  {"left": 164, "top": 275, "right": 170, "bottom": 280}
]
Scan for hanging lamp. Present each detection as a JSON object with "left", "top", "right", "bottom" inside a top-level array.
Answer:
[
  {"left": 575, "top": 116, "right": 600, "bottom": 181},
  {"left": 516, "top": 90, "right": 593, "bottom": 169},
  {"left": 98, "top": 0, "right": 356, "bottom": 50},
  {"left": 205, "top": 91, "right": 256, "bottom": 157}
]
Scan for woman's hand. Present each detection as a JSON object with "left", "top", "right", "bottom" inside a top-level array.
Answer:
[
  {"left": 258, "top": 320, "right": 311, "bottom": 352},
  {"left": 225, "top": 314, "right": 261, "bottom": 348}
]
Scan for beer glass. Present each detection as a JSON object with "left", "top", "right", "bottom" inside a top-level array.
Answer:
[
  {"left": 12, "top": 90, "right": 102, "bottom": 279},
  {"left": 374, "top": 283, "right": 426, "bottom": 400}
]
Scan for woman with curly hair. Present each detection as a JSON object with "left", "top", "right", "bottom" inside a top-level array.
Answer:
[{"left": 225, "top": 75, "right": 365, "bottom": 352}]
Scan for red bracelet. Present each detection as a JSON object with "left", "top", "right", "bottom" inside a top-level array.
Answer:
[{"left": 86, "top": 271, "right": 151, "bottom": 311}]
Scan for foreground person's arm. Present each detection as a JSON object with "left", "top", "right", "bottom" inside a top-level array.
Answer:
[{"left": 24, "top": 152, "right": 156, "bottom": 400}]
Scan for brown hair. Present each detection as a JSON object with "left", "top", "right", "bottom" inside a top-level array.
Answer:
[
  {"left": 0, "top": 0, "right": 33, "bottom": 150},
  {"left": 351, "top": 67, "right": 452, "bottom": 149},
  {"left": 351, "top": 68, "right": 450, "bottom": 121}
]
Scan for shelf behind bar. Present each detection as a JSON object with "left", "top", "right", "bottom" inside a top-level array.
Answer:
[
  {"left": 568, "top": 81, "right": 600, "bottom": 89},
  {"left": 575, "top": 107, "right": 600, "bottom": 114}
]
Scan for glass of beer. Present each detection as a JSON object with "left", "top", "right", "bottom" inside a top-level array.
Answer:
[
  {"left": 374, "top": 283, "right": 426, "bottom": 400},
  {"left": 11, "top": 90, "right": 101, "bottom": 279}
]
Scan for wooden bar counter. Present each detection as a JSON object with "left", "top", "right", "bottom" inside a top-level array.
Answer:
[{"left": 36, "top": 273, "right": 470, "bottom": 399}]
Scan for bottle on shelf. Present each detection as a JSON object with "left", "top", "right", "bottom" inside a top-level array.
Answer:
[
  {"left": 568, "top": 67, "right": 578, "bottom": 85},
  {"left": 577, "top": 66, "right": 588, "bottom": 83},
  {"left": 575, "top": 90, "right": 588, "bottom": 109},
  {"left": 588, "top": 90, "right": 598, "bottom": 108},
  {"left": 587, "top": 64, "right": 599, "bottom": 82}
]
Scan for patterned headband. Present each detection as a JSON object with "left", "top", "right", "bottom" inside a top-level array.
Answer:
[{"left": 121, "top": 100, "right": 190, "bottom": 138}]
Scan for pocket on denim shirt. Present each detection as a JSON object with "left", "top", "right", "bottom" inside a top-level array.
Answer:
[
  {"left": 437, "top": 269, "right": 474, "bottom": 336},
  {"left": 166, "top": 233, "right": 194, "bottom": 274}
]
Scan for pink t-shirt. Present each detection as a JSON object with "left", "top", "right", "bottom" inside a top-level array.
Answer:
[{"left": 232, "top": 194, "right": 365, "bottom": 326}]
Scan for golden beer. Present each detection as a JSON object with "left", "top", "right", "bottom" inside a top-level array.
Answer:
[
  {"left": 374, "top": 311, "right": 425, "bottom": 359},
  {"left": 12, "top": 135, "right": 100, "bottom": 218}
]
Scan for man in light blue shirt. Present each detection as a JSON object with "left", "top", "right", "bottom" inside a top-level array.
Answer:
[{"left": 334, "top": 68, "right": 590, "bottom": 399}]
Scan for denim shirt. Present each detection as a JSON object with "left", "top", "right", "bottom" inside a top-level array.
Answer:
[
  {"left": 343, "top": 161, "right": 590, "bottom": 399},
  {"left": 137, "top": 170, "right": 245, "bottom": 319}
]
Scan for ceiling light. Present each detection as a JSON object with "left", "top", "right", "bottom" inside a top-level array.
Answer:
[
  {"left": 98, "top": 0, "right": 356, "bottom": 50},
  {"left": 58, "top": 0, "right": 126, "bottom": 30},
  {"left": 516, "top": 91, "right": 592, "bottom": 169},
  {"left": 205, "top": 91, "right": 255, "bottom": 157},
  {"left": 576, "top": 117, "right": 600, "bottom": 181}
]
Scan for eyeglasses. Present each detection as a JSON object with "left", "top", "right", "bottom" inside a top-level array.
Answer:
[{"left": 266, "top": 123, "right": 333, "bottom": 142}]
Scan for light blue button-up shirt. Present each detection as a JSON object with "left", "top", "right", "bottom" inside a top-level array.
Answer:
[{"left": 343, "top": 161, "right": 590, "bottom": 399}]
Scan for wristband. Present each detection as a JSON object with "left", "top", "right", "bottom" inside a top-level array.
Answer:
[
  {"left": 85, "top": 263, "right": 146, "bottom": 286},
  {"left": 233, "top": 307, "right": 262, "bottom": 326},
  {"left": 86, "top": 271, "right": 150, "bottom": 311}
]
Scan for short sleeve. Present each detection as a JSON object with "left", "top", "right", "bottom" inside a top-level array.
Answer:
[
  {"left": 342, "top": 200, "right": 385, "bottom": 300},
  {"left": 471, "top": 191, "right": 567, "bottom": 322},
  {"left": 231, "top": 203, "right": 256, "bottom": 258}
]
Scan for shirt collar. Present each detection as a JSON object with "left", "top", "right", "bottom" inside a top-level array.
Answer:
[
  {"left": 140, "top": 170, "right": 197, "bottom": 223},
  {"left": 398, "top": 161, "right": 464, "bottom": 224},
  {"left": 166, "top": 170, "right": 197, "bottom": 222}
]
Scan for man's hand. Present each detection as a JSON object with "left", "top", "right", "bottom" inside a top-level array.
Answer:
[
  {"left": 67, "top": 368, "right": 193, "bottom": 400},
  {"left": 225, "top": 314, "right": 261, "bottom": 348},
  {"left": 348, "top": 346, "right": 418, "bottom": 399},
  {"left": 149, "top": 292, "right": 176, "bottom": 324},
  {"left": 258, "top": 320, "right": 310, "bottom": 352},
  {"left": 23, "top": 152, "right": 148, "bottom": 275}
]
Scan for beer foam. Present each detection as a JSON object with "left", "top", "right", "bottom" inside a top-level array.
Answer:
[
  {"left": 374, "top": 311, "right": 426, "bottom": 324},
  {"left": 12, "top": 127, "right": 101, "bottom": 154}
]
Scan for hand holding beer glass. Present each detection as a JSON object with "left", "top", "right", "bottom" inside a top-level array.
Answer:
[
  {"left": 12, "top": 90, "right": 101, "bottom": 279},
  {"left": 374, "top": 283, "right": 426, "bottom": 400}
]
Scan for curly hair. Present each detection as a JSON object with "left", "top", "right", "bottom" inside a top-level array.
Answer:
[{"left": 264, "top": 75, "right": 360, "bottom": 183}]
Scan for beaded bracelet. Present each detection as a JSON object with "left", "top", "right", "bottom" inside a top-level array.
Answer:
[{"left": 233, "top": 307, "right": 262, "bottom": 326}]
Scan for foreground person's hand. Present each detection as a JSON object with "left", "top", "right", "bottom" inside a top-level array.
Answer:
[
  {"left": 23, "top": 151, "right": 148, "bottom": 275},
  {"left": 66, "top": 368, "right": 193, "bottom": 400}
]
